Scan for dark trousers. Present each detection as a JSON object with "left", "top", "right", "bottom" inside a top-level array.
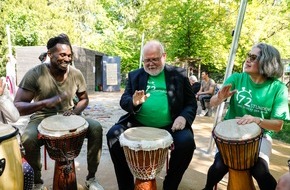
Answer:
[
  {"left": 198, "top": 94, "right": 212, "bottom": 110},
  {"left": 204, "top": 152, "right": 277, "bottom": 190},
  {"left": 106, "top": 124, "right": 195, "bottom": 190}
]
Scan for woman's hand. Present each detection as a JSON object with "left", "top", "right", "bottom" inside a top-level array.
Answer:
[{"left": 217, "top": 84, "right": 237, "bottom": 100}]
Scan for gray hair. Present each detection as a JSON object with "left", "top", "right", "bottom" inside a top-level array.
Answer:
[
  {"left": 255, "top": 43, "right": 283, "bottom": 79},
  {"left": 189, "top": 75, "right": 198, "bottom": 82},
  {"left": 142, "top": 40, "right": 165, "bottom": 57}
]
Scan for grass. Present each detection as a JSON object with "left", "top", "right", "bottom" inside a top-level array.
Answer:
[
  {"left": 272, "top": 120, "right": 290, "bottom": 144},
  {"left": 272, "top": 104, "right": 290, "bottom": 144}
]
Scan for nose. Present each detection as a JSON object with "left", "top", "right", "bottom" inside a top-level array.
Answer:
[{"left": 64, "top": 55, "right": 71, "bottom": 62}]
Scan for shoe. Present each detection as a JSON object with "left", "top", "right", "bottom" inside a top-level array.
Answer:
[
  {"left": 199, "top": 109, "right": 208, "bottom": 116},
  {"left": 32, "top": 184, "right": 45, "bottom": 190},
  {"left": 85, "top": 177, "right": 104, "bottom": 190}
]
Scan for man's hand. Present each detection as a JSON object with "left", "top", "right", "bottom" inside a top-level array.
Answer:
[
  {"left": 44, "top": 92, "right": 68, "bottom": 108},
  {"left": 171, "top": 116, "right": 186, "bottom": 132},
  {"left": 132, "top": 90, "right": 150, "bottom": 106},
  {"left": 63, "top": 110, "right": 76, "bottom": 116}
]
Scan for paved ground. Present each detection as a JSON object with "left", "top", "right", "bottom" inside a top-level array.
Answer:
[{"left": 13, "top": 91, "right": 290, "bottom": 190}]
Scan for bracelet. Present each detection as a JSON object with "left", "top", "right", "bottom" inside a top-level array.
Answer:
[{"left": 258, "top": 117, "right": 263, "bottom": 126}]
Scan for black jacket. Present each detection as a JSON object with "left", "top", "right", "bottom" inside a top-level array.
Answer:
[{"left": 117, "top": 64, "right": 197, "bottom": 132}]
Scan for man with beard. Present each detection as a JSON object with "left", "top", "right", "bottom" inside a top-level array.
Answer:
[
  {"left": 106, "top": 40, "right": 197, "bottom": 190},
  {"left": 14, "top": 34, "right": 104, "bottom": 190}
]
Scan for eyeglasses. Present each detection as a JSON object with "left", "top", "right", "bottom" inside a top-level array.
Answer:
[
  {"left": 143, "top": 57, "right": 162, "bottom": 63},
  {"left": 246, "top": 53, "right": 259, "bottom": 62}
]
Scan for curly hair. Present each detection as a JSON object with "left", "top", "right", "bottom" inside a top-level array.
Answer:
[{"left": 46, "top": 33, "right": 73, "bottom": 53}]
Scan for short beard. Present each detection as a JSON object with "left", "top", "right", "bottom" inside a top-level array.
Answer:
[{"left": 144, "top": 64, "right": 165, "bottom": 76}]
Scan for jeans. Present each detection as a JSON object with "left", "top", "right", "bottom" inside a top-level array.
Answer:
[{"left": 198, "top": 94, "right": 212, "bottom": 110}]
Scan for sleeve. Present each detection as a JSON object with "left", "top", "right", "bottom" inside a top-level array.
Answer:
[
  {"left": 271, "top": 84, "right": 290, "bottom": 121},
  {"left": 18, "top": 68, "right": 39, "bottom": 93},
  {"left": 119, "top": 71, "right": 142, "bottom": 114},
  {"left": 75, "top": 69, "right": 87, "bottom": 93},
  {"left": 0, "top": 88, "right": 20, "bottom": 123}
]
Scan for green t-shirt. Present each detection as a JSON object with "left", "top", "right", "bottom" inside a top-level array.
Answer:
[
  {"left": 224, "top": 73, "right": 289, "bottom": 136},
  {"left": 135, "top": 71, "right": 172, "bottom": 128},
  {"left": 18, "top": 64, "right": 87, "bottom": 120}
]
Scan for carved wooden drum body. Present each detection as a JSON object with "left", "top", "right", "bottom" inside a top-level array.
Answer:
[
  {"left": 213, "top": 119, "right": 263, "bottom": 190},
  {"left": 0, "top": 124, "right": 23, "bottom": 190},
  {"left": 120, "top": 127, "right": 173, "bottom": 190},
  {"left": 38, "top": 115, "right": 88, "bottom": 190}
]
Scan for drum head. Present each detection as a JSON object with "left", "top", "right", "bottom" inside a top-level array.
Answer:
[
  {"left": 214, "top": 119, "right": 261, "bottom": 141},
  {"left": 38, "top": 115, "right": 88, "bottom": 137},
  {"left": 0, "top": 124, "right": 18, "bottom": 143},
  {"left": 119, "top": 127, "right": 173, "bottom": 151}
]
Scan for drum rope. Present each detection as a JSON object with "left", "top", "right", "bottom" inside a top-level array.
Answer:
[{"left": 124, "top": 147, "right": 168, "bottom": 180}]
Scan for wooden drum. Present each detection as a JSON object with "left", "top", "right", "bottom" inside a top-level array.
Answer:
[
  {"left": 38, "top": 115, "right": 88, "bottom": 190},
  {"left": 213, "top": 119, "right": 263, "bottom": 190},
  {"left": 0, "top": 124, "right": 23, "bottom": 190},
  {"left": 119, "top": 127, "right": 173, "bottom": 190}
]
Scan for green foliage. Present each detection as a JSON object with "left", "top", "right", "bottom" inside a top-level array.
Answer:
[
  {"left": 0, "top": 0, "right": 289, "bottom": 78},
  {"left": 273, "top": 120, "right": 290, "bottom": 144},
  {"left": 272, "top": 104, "right": 290, "bottom": 144}
]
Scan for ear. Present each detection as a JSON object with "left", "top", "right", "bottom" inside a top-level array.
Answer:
[{"left": 47, "top": 51, "right": 52, "bottom": 58}]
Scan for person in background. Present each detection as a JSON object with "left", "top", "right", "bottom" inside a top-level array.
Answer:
[
  {"left": 14, "top": 34, "right": 104, "bottom": 190},
  {"left": 6, "top": 54, "right": 17, "bottom": 97},
  {"left": 276, "top": 171, "right": 290, "bottom": 190},
  {"left": 203, "top": 43, "right": 289, "bottom": 190},
  {"left": 276, "top": 159, "right": 290, "bottom": 190},
  {"left": 106, "top": 40, "right": 197, "bottom": 190},
  {"left": 196, "top": 71, "right": 216, "bottom": 116},
  {"left": 38, "top": 52, "right": 47, "bottom": 63},
  {"left": 0, "top": 77, "right": 34, "bottom": 190},
  {"left": 189, "top": 75, "right": 201, "bottom": 95}
]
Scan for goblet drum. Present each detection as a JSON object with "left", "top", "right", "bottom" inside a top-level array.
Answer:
[
  {"left": 0, "top": 124, "right": 23, "bottom": 190},
  {"left": 38, "top": 115, "right": 88, "bottom": 190},
  {"left": 213, "top": 119, "right": 263, "bottom": 190},
  {"left": 119, "top": 127, "right": 173, "bottom": 190}
]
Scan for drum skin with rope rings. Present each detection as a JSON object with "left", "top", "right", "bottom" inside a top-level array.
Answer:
[
  {"left": 0, "top": 124, "right": 23, "bottom": 190},
  {"left": 119, "top": 127, "right": 173, "bottom": 190},
  {"left": 38, "top": 115, "right": 88, "bottom": 190},
  {"left": 213, "top": 119, "right": 263, "bottom": 190}
]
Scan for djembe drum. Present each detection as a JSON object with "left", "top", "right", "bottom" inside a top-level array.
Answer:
[
  {"left": 213, "top": 119, "right": 263, "bottom": 190},
  {"left": 119, "top": 127, "right": 173, "bottom": 190},
  {"left": 38, "top": 115, "right": 88, "bottom": 190},
  {"left": 0, "top": 124, "right": 23, "bottom": 190}
]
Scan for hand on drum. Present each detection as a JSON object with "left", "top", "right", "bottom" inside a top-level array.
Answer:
[
  {"left": 236, "top": 115, "right": 260, "bottom": 126},
  {"left": 132, "top": 90, "right": 150, "bottom": 106},
  {"left": 171, "top": 116, "right": 186, "bottom": 132},
  {"left": 217, "top": 84, "right": 237, "bottom": 100},
  {"left": 44, "top": 92, "right": 68, "bottom": 108},
  {"left": 62, "top": 110, "right": 76, "bottom": 116}
]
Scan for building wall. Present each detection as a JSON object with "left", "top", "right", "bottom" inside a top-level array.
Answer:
[{"left": 15, "top": 46, "right": 104, "bottom": 92}]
